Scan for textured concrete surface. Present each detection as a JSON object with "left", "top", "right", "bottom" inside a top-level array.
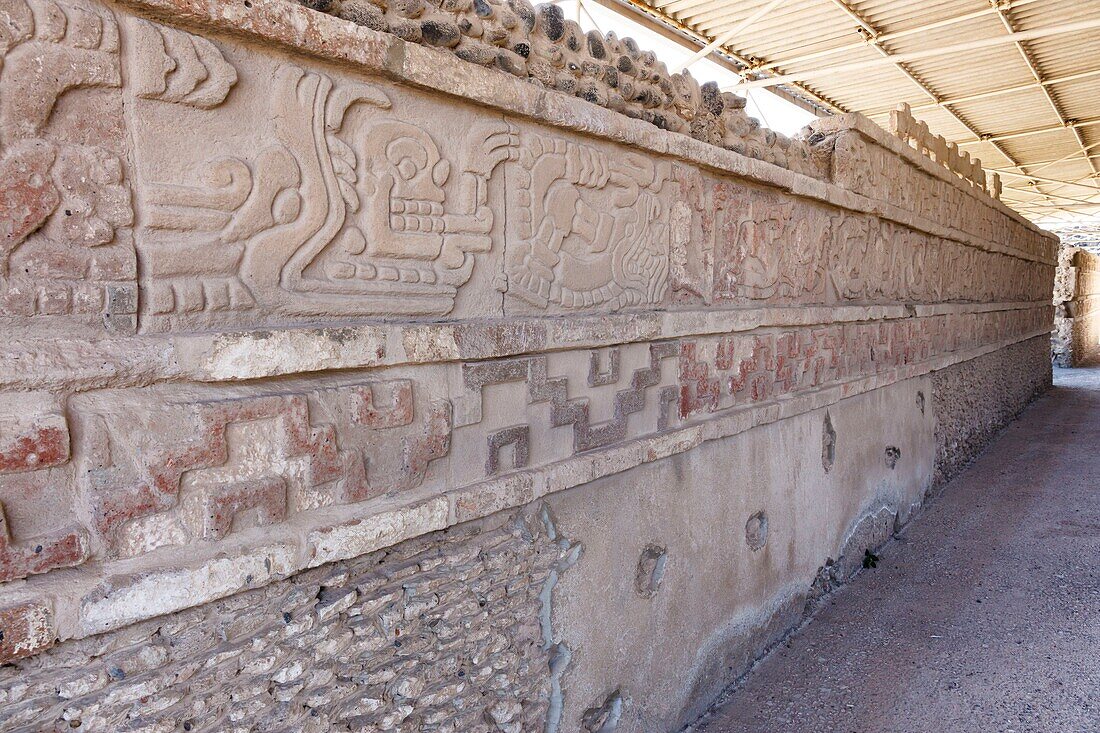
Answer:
[{"left": 694, "top": 366, "right": 1100, "bottom": 733}]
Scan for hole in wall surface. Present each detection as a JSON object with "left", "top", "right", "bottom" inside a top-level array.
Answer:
[
  {"left": 884, "top": 446, "right": 901, "bottom": 470},
  {"left": 634, "top": 544, "right": 668, "bottom": 598},
  {"left": 821, "top": 411, "right": 836, "bottom": 473},
  {"left": 745, "top": 511, "right": 768, "bottom": 551},
  {"left": 582, "top": 689, "right": 624, "bottom": 732}
]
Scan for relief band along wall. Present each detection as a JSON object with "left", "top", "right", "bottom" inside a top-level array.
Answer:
[
  {"left": 0, "top": 0, "right": 1056, "bottom": 730},
  {"left": 1053, "top": 247, "right": 1100, "bottom": 367}
]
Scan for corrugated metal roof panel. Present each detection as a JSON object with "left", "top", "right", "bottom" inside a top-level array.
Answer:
[{"left": 604, "top": 0, "right": 1100, "bottom": 219}]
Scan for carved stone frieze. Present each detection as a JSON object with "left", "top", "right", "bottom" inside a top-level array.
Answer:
[
  {"left": 131, "top": 52, "right": 518, "bottom": 328},
  {"left": 0, "top": 304, "right": 1049, "bottom": 592},
  {"left": 0, "top": 0, "right": 1060, "bottom": 666},
  {"left": 74, "top": 380, "right": 451, "bottom": 558},
  {"left": 504, "top": 132, "right": 672, "bottom": 312},
  {"left": 0, "top": 0, "right": 135, "bottom": 330}
]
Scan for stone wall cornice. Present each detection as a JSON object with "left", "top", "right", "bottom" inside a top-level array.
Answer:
[
  {"left": 0, "top": 301, "right": 1053, "bottom": 390},
  {"left": 110, "top": 0, "right": 1056, "bottom": 266}
]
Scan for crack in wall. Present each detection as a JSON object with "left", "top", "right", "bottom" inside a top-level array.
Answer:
[{"left": 539, "top": 504, "right": 583, "bottom": 733}]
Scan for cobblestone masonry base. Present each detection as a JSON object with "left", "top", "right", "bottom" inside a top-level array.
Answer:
[
  {"left": 931, "top": 335, "right": 1052, "bottom": 486},
  {"left": 0, "top": 507, "right": 571, "bottom": 733}
]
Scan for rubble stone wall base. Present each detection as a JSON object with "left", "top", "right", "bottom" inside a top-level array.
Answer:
[
  {"left": 932, "top": 335, "right": 1052, "bottom": 487},
  {"left": 1052, "top": 248, "right": 1100, "bottom": 367}
]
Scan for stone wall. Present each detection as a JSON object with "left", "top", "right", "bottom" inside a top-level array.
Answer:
[
  {"left": 0, "top": 506, "right": 569, "bottom": 732},
  {"left": 0, "top": 0, "right": 1057, "bottom": 729},
  {"left": 1052, "top": 247, "right": 1100, "bottom": 367},
  {"left": 931, "top": 335, "right": 1051, "bottom": 486}
]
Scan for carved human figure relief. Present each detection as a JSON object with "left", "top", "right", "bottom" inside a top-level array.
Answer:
[
  {"left": 829, "top": 215, "right": 872, "bottom": 301},
  {"left": 669, "top": 165, "right": 714, "bottom": 305},
  {"left": 831, "top": 132, "right": 873, "bottom": 197},
  {"left": 713, "top": 185, "right": 827, "bottom": 304},
  {"left": 504, "top": 133, "right": 672, "bottom": 311}
]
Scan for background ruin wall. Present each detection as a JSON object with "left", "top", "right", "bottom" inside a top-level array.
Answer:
[
  {"left": 1053, "top": 247, "right": 1100, "bottom": 367},
  {"left": 0, "top": 0, "right": 1057, "bottom": 730}
]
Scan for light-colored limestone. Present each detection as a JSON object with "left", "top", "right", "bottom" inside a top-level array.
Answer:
[
  {"left": 0, "top": 0, "right": 1058, "bottom": 728},
  {"left": 1053, "top": 247, "right": 1100, "bottom": 367}
]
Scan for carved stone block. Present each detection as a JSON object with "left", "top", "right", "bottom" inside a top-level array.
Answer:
[
  {"left": 0, "top": 0, "right": 136, "bottom": 331},
  {"left": 0, "top": 396, "right": 88, "bottom": 581},
  {"left": 0, "top": 601, "right": 54, "bottom": 663},
  {"left": 503, "top": 128, "right": 673, "bottom": 314},
  {"left": 75, "top": 381, "right": 452, "bottom": 558}
]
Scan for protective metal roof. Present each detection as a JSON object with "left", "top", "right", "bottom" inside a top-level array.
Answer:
[{"left": 593, "top": 0, "right": 1100, "bottom": 223}]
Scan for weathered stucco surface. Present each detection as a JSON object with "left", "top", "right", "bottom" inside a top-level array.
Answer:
[
  {"left": 1052, "top": 247, "right": 1100, "bottom": 367},
  {"left": 0, "top": 0, "right": 1057, "bottom": 728}
]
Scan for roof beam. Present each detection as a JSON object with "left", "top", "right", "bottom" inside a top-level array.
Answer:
[
  {"left": 1026, "top": 172, "right": 1100, "bottom": 203},
  {"left": 863, "top": 68, "right": 1100, "bottom": 118},
  {"left": 735, "top": 0, "right": 1047, "bottom": 73},
  {"left": 588, "top": 0, "right": 846, "bottom": 115},
  {"left": 993, "top": 170, "right": 1100, "bottom": 191},
  {"left": 672, "top": 0, "right": 788, "bottom": 72},
  {"left": 1011, "top": 202, "right": 1100, "bottom": 211},
  {"left": 1002, "top": 186, "right": 1100, "bottom": 207},
  {"left": 1037, "top": 145, "right": 1100, "bottom": 173},
  {"left": 1018, "top": 152, "right": 1100, "bottom": 169},
  {"left": 957, "top": 117, "right": 1100, "bottom": 145},
  {"left": 726, "top": 17, "right": 1100, "bottom": 91},
  {"left": 993, "top": 4, "right": 1100, "bottom": 179}
]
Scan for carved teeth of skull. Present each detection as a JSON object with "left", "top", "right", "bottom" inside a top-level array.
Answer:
[
  {"left": 328, "top": 259, "right": 437, "bottom": 284},
  {"left": 390, "top": 198, "right": 444, "bottom": 216},
  {"left": 390, "top": 213, "right": 446, "bottom": 234},
  {"left": 389, "top": 198, "right": 447, "bottom": 233}
]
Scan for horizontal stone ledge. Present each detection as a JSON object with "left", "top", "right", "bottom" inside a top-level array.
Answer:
[
  {"left": 809, "top": 113, "right": 1037, "bottom": 235},
  {"left": 1, "top": 302, "right": 1050, "bottom": 389},
  {"left": 115, "top": 0, "right": 1056, "bottom": 266},
  {"left": 1, "top": 327, "right": 1050, "bottom": 649}
]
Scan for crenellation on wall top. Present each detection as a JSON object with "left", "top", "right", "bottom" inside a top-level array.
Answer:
[
  {"left": 889, "top": 103, "right": 999, "bottom": 201},
  {"left": 805, "top": 111, "right": 1051, "bottom": 243}
]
